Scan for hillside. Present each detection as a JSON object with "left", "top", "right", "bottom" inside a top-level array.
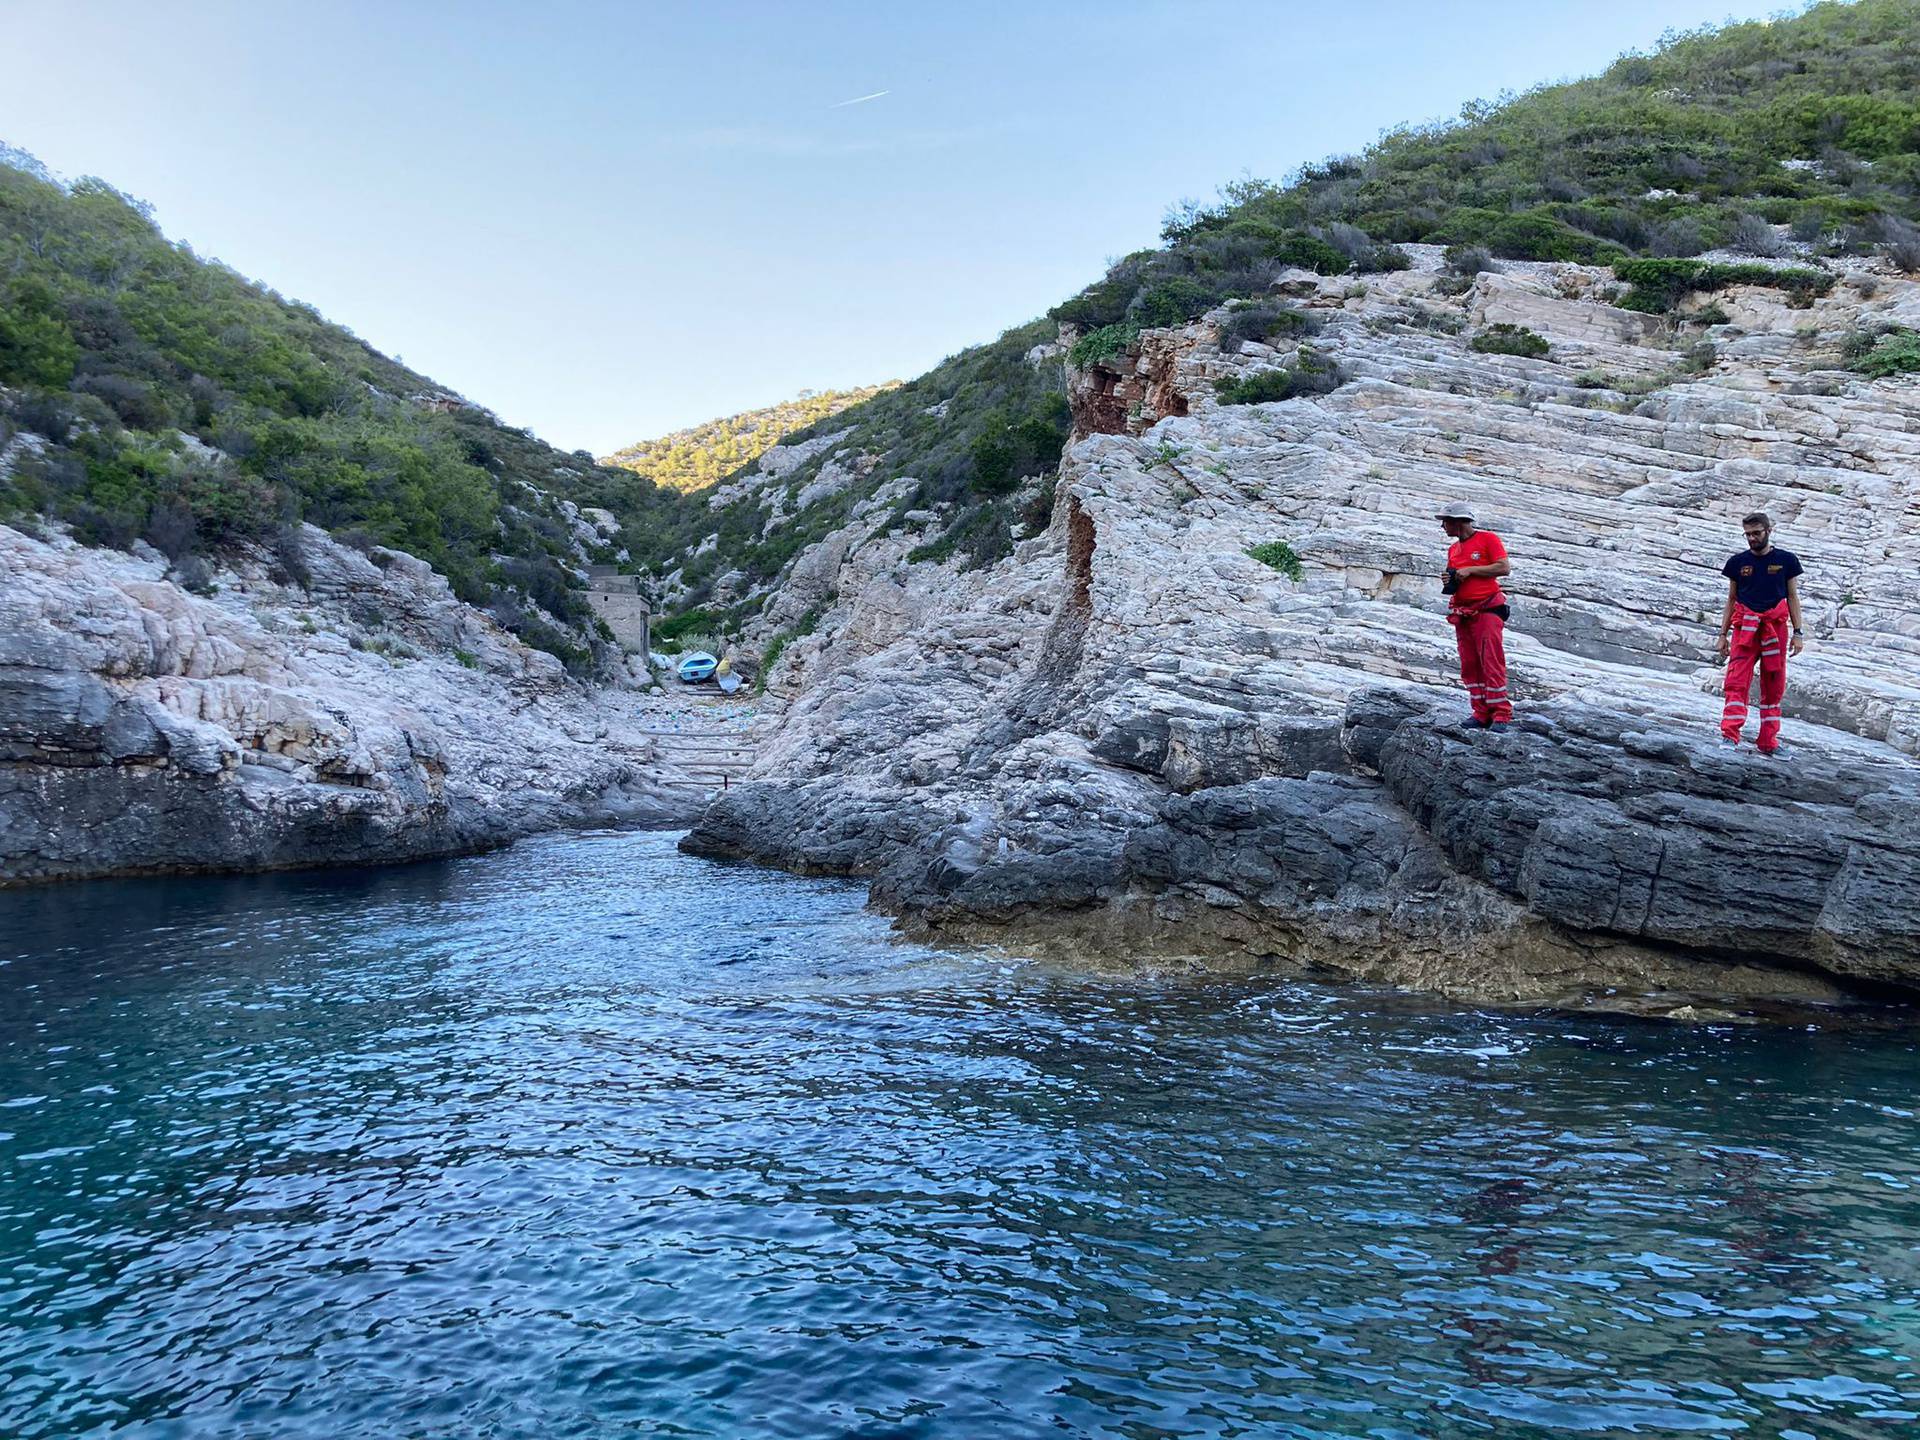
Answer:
[
  {"left": 603, "top": 385, "right": 897, "bottom": 493},
  {"left": 629, "top": 0, "right": 1919, "bottom": 643},
  {"left": 0, "top": 151, "right": 690, "bottom": 670}
]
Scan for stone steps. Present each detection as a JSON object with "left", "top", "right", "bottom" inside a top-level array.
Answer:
[{"left": 641, "top": 718, "right": 759, "bottom": 794}]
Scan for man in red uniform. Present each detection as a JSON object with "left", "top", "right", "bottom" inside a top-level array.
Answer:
[
  {"left": 1716, "top": 511, "right": 1805, "bottom": 754},
  {"left": 1436, "top": 501, "right": 1513, "bottom": 730}
]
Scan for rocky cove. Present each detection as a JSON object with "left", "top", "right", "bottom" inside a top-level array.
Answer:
[
  {"left": 684, "top": 248, "right": 1920, "bottom": 1012},
  {"left": 6, "top": 256, "right": 1920, "bottom": 1012}
]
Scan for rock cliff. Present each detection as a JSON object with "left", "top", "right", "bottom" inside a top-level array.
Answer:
[
  {"left": 0, "top": 524, "right": 692, "bottom": 884},
  {"left": 688, "top": 248, "right": 1920, "bottom": 1010}
]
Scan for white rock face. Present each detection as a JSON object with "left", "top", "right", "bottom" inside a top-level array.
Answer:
[
  {"left": 690, "top": 256, "right": 1920, "bottom": 1008},
  {"left": 0, "top": 524, "right": 697, "bottom": 883}
]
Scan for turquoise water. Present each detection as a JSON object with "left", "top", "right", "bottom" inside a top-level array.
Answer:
[{"left": 2, "top": 832, "right": 1918, "bottom": 1439}]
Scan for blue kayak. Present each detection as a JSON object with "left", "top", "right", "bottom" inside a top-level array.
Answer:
[{"left": 677, "top": 651, "right": 719, "bottom": 684}]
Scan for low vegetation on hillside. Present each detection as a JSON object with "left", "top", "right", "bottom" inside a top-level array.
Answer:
[
  {"left": 0, "top": 151, "right": 690, "bottom": 669},
  {"left": 635, "top": 0, "right": 1920, "bottom": 614},
  {"left": 587, "top": 320, "right": 1070, "bottom": 603},
  {"left": 602, "top": 384, "right": 896, "bottom": 493}
]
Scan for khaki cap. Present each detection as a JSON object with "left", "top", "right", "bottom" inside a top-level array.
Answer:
[{"left": 1433, "top": 501, "right": 1475, "bottom": 520}]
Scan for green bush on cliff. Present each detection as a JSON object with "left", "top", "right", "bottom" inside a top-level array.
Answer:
[
  {"left": 1218, "top": 301, "right": 1316, "bottom": 351},
  {"left": 1470, "top": 324, "right": 1552, "bottom": 359},
  {"left": 1131, "top": 277, "right": 1223, "bottom": 328},
  {"left": 1431, "top": 207, "right": 1627, "bottom": 264},
  {"left": 970, "top": 405, "right": 1069, "bottom": 496},
  {"left": 1214, "top": 349, "right": 1346, "bottom": 405},
  {"left": 1844, "top": 326, "right": 1920, "bottom": 377},
  {"left": 1611, "top": 258, "right": 1837, "bottom": 312},
  {"left": 1067, "top": 323, "right": 1138, "bottom": 369},
  {"left": 1246, "top": 540, "right": 1305, "bottom": 581}
]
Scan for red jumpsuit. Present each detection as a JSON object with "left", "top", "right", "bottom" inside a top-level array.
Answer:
[
  {"left": 1447, "top": 530, "right": 1511, "bottom": 724},
  {"left": 1721, "top": 599, "right": 1790, "bottom": 751}
]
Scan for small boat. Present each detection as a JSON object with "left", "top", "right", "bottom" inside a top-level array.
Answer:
[{"left": 677, "top": 651, "right": 719, "bottom": 684}]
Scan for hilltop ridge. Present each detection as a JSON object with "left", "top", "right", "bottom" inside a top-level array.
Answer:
[{"left": 602, "top": 385, "right": 898, "bottom": 494}]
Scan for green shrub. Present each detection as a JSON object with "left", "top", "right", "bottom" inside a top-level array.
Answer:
[
  {"left": 1246, "top": 540, "right": 1305, "bottom": 581},
  {"left": 1611, "top": 259, "right": 1836, "bottom": 313},
  {"left": 1068, "top": 323, "right": 1139, "bottom": 369},
  {"left": 1267, "top": 231, "right": 1350, "bottom": 275},
  {"left": 1217, "top": 301, "right": 1316, "bottom": 351},
  {"left": 1678, "top": 340, "right": 1718, "bottom": 374},
  {"left": 652, "top": 608, "right": 722, "bottom": 647},
  {"left": 1214, "top": 351, "right": 1346, "bottom": 405},
  {"left": 1130, "top": 276, "right": 1221, "bottom": 328},
  {"left": 1018, "top": 477, "right": 1057, "bottom": 538},
  {"left": 1469, "top": 324, "right": 1551, "bottom": 359},
  {"left": 1443, "top": 245, "right": 1498, "bottom": 277},
  {"left": 907, "top": 499, "right": 1014, "bottom": 570},
  {"left": 1434, "top": 208, "right": 1626, "bottom": 264},
  {"left": 1844, "top": 327, "right": 1920, "bottom": 378},
  {"left": 968, "top": 401, "right": 1068, "bottom": 495}
]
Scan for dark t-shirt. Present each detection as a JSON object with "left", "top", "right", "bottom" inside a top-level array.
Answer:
[{"left": 1722, "top": 547, "right": 1802, "bottom": 612}]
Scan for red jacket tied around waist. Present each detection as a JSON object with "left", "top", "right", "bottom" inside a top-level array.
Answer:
[{"left": 1722, "top": 599, "right": 1790, "bottom": 751}]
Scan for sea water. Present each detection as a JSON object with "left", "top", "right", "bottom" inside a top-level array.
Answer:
[{"left": 2, "top": 831, "right": 1916, "bottom": 1438}]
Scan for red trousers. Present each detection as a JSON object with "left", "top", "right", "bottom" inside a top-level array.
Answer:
[
  {"left": 1452, "top": 608, "right": 1510, "bottom": 723},
  {"left": 1722, "top": 601, "right": 1789, "bottom": 751}
]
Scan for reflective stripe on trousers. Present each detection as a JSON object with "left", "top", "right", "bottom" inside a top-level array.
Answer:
[
  {"left": 1722, "top": 600, "right": 1789, "bottom": 750},
  {"left": 1454, "top": 610, "right": 1511, "bottom": 723}
]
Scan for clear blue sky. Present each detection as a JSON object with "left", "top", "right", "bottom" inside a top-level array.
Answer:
[{"left": 5, "top": 0, "right": 1788, "bottom": 454}]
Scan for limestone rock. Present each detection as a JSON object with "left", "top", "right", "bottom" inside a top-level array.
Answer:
[
  {"left": 684, "top": 254, "right": 1920, "bottom": 1009},
  {"left": 0, "top": 524, "right": 699, "bottom": 885}
]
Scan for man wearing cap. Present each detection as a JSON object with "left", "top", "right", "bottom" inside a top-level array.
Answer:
[
  {"left": 1716, "top": 510, "right": 1805, "bottom": 754},
  {"left": 1436, "top": 502, "right": 1513, "bottom": 730}
]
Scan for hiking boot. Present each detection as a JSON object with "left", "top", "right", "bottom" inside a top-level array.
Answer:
[
  {"left": 1719, "top": 736, "right": 1741, "bottom": 749},
  {"left": 1463, "top": 717, "right": 1489, "bottom": 729},
  {"left": 1489, "top": 721, "right": 1511, "bottom": 733},
  {"left": 1759, "top": 745, "right": 1789, "bottom": 759}
]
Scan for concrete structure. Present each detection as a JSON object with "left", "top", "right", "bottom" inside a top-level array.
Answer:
[{"left": 585, "top": 567, "right": 651, "bottom": 657}]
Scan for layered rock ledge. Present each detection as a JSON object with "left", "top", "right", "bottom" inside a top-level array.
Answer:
[
  {"left": 1, "top": 525, "right": 691, "bottom": 885},
  {"left": 689, "top": 250, "right": 1920, "bottom": 1010}
]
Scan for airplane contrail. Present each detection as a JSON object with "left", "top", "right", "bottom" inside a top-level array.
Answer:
[{"left": 829, "top": 90, "right": 890, "bottom": 109}]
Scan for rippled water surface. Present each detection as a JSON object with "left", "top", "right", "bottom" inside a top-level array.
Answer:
[{"left": 4, "top": 832, "right": 1919, "bottom": 1438}]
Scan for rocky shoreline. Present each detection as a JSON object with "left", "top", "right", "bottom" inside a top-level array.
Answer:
[
  {"left": 685, "top": 249, "right": 1920, "bottom": 1011},
  {"left": 687, "top": 690, "right": 1920, "bottom": 1013},
  {"left": 0, "top": 524, "right": 696, "bottom": 886}
]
